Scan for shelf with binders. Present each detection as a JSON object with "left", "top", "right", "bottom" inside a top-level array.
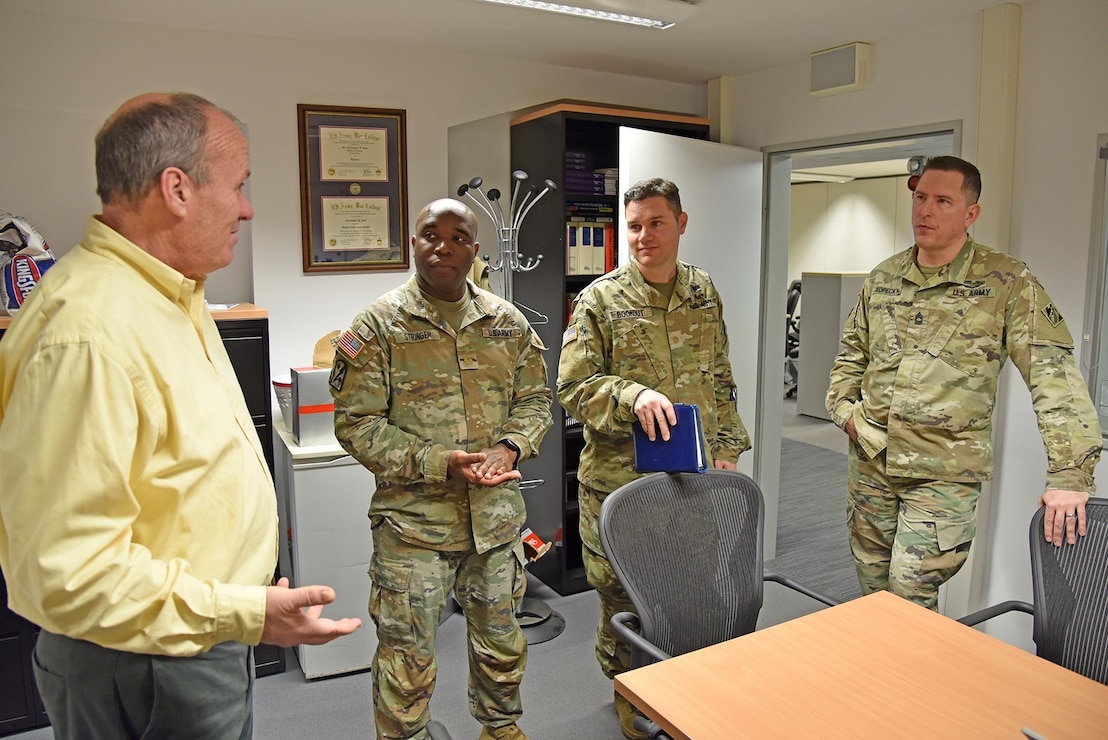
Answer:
[
  {"left": 564, "top": 217, "right": 615, "bottom": 278},
  {"left": 508, "top": 101, "right": 709, "bottom": 596},
  {"left": 564, "top": 194, "right": 616, "bottom": 278}
]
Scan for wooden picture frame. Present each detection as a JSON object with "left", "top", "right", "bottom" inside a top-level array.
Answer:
[{"left": 297, "top": 104, "right": 409, "bottom": 273}]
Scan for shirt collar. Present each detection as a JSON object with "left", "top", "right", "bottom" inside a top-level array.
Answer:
[
  {"left": 903, "top": 236, "right": 977, "bottom": 286},
  {"left": 82, "top": 216, "right": 205, "bottom": 314}
]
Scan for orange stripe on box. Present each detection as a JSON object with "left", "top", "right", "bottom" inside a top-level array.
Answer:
[{"left": 299, "top": 403, "right": 335, "bottom": 414}]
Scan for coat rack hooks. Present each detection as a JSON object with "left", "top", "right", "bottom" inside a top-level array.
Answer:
[{"left": 458, "top": 170, "right": 557, "bottom": 310}]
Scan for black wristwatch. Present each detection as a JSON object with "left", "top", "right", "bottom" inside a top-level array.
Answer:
[{"left": 498, "top": 438, "right": 522, "bottom": 470}]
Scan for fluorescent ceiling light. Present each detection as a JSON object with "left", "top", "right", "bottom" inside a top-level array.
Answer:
[
  {"left": 791, "top": 171, "right": 856, "bottom": 184},
  {"left": 472, "top": 0, "right": 695, "bottom": 29}
]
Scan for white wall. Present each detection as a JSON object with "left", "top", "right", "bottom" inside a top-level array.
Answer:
[
  {"left": 726, "top": 18, "right": 981, "bottom": 158},
  {"left": 990, "top": 0, "right": 1108, "bottom": 643},
  {"left": 732, "top": 0, "right": 1108, "bottom": 648},
  {"left": 0, "top": 9, "right": 704, "bottom": 375},
  {"left": 788, "top": 176, "right": 912, "bottom": 282}
]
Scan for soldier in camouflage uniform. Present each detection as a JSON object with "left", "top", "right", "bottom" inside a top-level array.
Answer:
[
  {"left": 557, "top": 178, "right": 749, "bottom": 739},
  {"left": 826, "top": 156, "right": 1101, "bottom": 610},
  {"left": 330, "top": 199, "right": 552, "bottom": 740}
]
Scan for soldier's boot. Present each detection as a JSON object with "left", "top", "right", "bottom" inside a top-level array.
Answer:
[
  {"left": 614, "top": 691, "right": 648, "bottom": 740},
  {"left": 478, "top": 723, "right": 528, "bottom": 740}
]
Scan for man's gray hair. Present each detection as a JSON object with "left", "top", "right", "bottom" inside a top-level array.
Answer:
[{"left": 95, "top": 92, "right": 237, "bottom": 205}]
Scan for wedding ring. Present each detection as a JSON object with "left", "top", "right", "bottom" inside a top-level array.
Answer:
[{"left": 1065, "top": 513, "right": 1077, "bottom": 518}]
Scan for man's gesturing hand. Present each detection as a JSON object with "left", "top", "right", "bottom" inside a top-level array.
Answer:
[{"left": 261, "top": 577, "right": 362, "bottom": 647}]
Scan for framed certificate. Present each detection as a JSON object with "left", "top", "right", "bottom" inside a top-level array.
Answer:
[{"left": 297, "top": 105, "right": 409, "bottom": 273}]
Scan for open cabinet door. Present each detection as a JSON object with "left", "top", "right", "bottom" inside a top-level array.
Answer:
[{"left": 619, "top": 128, "right": 764, "bottom": 477}]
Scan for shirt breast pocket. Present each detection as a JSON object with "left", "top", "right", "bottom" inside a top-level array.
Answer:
[
  {"left": 612, "top": 321, "right": 666, "bottom": 383},
  {"left": 870, "top": 300, "right": 903, "bottom": 362},
  {"left": 917, "top": 303, "right": 1001, "bottom": 427},
  {"left": 925, "top": 302, "right": 1002, "bottom": 379},
  {"left": 698, "top": 313, "right": 718, "bottom": 374}
]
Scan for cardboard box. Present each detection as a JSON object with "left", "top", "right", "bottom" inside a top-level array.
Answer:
[{"left": 291, "top": 366, "right": 338, "bottom": 446}]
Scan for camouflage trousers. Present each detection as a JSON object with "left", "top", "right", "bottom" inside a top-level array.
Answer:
[
  {"left": 369, "top": 523, "right": 528, "bottom": 740},
  {"left": 848, "top": 444, "right": 979, "bottom": 610},
  {"left": 578, "top": 483, "right": 635, "bottom": 679}
]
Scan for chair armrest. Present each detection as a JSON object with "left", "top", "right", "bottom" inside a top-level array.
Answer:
[
  {"left": 633, "top": 716, "right": 673, "bottom": 739},
  {"left": 427, "top": 720, "right": 453, "bottom": 740},
  {"left": 611, "top": 611, "right": 672, "bottom": 663},
  {"left": 764, "top": 569, "right": 839, "bottom": 608},
  {"left": 957, "top": 599, "right": 1033, "bottom": 627}
]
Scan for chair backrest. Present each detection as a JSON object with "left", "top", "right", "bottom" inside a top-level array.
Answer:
[
  {"left": 785, "top": 279, "right": 802, "bottom": 317},
  {"left": 599, "top": 470, "right": 765, "bottom": 667},
  {"left": 785, "top": 280, "right": 801, "bottom": 357},
  {"left": 1029, "top": 498, "right": 1108, "bottom": 684}
]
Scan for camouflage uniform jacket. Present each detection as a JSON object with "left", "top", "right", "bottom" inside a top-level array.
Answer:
[
  {"left": 558, "top": 261, "right": 750, "bottom": 494},
  {"left": 331, "top": 276, "right": 553, "bottom": 553},
  {"left": 826, "top": 238, "right": 1101, "bottom": 490}
]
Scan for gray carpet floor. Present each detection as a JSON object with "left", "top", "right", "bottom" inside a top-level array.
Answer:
[
  {"left": 13, "top": 423, "right": 857, "bottom": 740},
  {"left": 767, "top": 438, "right": 862, "bottom": 604}
]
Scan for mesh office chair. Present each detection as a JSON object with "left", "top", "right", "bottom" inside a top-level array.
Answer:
[
  {"left": 600, "top": 470, "right": 838, "bottom": 738},
  {"left": 783, "top": 279, "right": 801, "bottom": 399},
  {"left": 958, "top": 498, "right": 1108, "bottom": 685}
]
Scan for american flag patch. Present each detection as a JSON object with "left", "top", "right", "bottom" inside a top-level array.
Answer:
[
  {"left": 562, "top": 324, "right": 577, "bottom": 347},
  {"left": 336, "top": 329, "right": 365, "bottom": 360}
]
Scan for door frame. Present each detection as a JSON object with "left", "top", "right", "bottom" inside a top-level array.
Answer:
[{"left": 755, "top": 121, "right": 961, "bottom": 561}]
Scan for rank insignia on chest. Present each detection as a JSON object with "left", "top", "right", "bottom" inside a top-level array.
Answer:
[
  {"left": 336, "top": 329, "right": 365, "bottom": 360},
  {"left": 1042, "top": 303, "right": 1064, "bottom": 327}
]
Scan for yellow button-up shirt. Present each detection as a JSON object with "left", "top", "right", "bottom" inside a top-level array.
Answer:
[{"left": 0, "top": 217, "right": 277, "bottom": 656}]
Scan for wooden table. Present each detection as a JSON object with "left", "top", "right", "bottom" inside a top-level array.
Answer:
[{"left": 615, "top": 590, "right": 1108, "bottom": 739}]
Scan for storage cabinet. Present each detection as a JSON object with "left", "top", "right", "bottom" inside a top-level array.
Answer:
[
  {"left": 0, "top": 305, "right": 282, "bottom": 736},
  {"left": 272, "top": 426, "right": 376, "bottom": 679},
  {"left": 794, "top": 272, "right": 867, "bottom": 421},
  {"left": 0, "top": 568, "right": 47, "bottom": 736},
  {"left": 505, "top": 102, "right": 710, "bottom": 595},
  {"left": 215, "top": 307, "right": 285, "bottom": 678}
]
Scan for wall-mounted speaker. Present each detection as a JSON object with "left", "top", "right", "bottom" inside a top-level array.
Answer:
[{"left": 810, "top": 42, "right": 871, "bottom": 97}]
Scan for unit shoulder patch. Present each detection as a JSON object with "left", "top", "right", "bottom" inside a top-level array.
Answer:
[
  {"left": 1042, "top": 302, "right": 1064, "bottom": 327},
  {"left": 329, "top": 360, "right": 348, "bottom": 391}
]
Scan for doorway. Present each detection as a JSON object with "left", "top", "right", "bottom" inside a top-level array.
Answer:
[{"left": 754, "top": 124, "right": 959, "bottom": 600}]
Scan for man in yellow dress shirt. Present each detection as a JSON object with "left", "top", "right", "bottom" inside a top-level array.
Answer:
[{"left": 0, "top": 92, "right": 360, "bottom": 739}]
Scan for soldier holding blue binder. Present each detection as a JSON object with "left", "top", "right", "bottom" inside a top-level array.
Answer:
[{"left": 557, "top": 177, "right": 749, "bottom": 739}]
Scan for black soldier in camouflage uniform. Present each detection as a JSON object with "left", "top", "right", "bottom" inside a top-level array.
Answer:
[
  {"left": 558, "top": 178, "right": 749, "bottom": 739},
  {"left": 827, "top": 156, "right": 1101, "bottom": 610},
  {"left": 331, "top": 199, "right": 552, "bottom": 740}
]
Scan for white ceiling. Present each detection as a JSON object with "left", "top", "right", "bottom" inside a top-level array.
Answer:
[
  {"left": 11, "top": 0, "right": 979, "bottom": 179},
  {"left": 10, "top": 0, "right": 1001, "bottom": 85}
]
